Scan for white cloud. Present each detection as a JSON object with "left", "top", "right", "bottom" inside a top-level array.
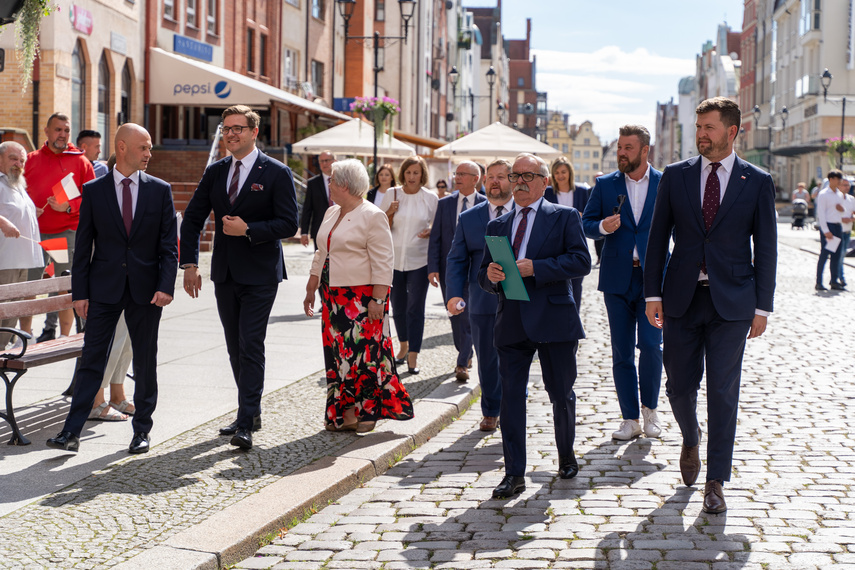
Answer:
[{"left": 533, "top": 46, "right": 695, "bottom": 77}]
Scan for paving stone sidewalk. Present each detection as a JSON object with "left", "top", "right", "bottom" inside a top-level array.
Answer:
[{"left": 233, "top": 229, "right": 855, "bottom": 570}]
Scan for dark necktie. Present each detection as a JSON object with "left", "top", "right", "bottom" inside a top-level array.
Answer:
[
  {"left": 121, "top": 178, "right": 133, "bottom": 235},
  {"left": 461, "top": 196, "right": 469, "bottom": 212},
  {"left": 228, "top": 160, "right": 242, "bottom": 205},
  {"left": 701, "top": 162, "right": 722, "bottom": 273},
  {"left": 512, "top": 207, "right": 531, "bottom": 259},
  {"left": 496, "top": 205, "right": 504, "bottom": 217}
]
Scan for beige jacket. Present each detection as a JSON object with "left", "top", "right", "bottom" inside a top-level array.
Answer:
[{"left": 310, "top": 200, "right": 394, "bottom": 287}]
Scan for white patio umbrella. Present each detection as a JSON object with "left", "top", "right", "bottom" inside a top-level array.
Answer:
[
  {"left": 435, "top": 122, "right": 563, "bottom": 161},
  {"left": 290, "top": 119, "right": 416, "bottom": 158}
]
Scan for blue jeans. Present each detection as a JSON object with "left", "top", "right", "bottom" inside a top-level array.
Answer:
[
  {"left": 839, "top": 230, "right": 851, "bottom": 284},
  {"left": 817, "top": 223, "right": 843, "bottom": 286},
  {"left": 390, "top": 266, "right": 429, "bottom": 353}
]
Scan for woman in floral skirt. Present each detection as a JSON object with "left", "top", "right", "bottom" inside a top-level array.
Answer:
[{"left": 303, "top": 159, "right": 414, "bottom": 433}]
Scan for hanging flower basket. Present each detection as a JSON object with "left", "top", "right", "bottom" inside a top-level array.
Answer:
[
  {"left": 827, "top": 136, "right": 855, "bottom": 168},
  {"left": 0, "top": 0, "right": 56, "bottom": 92},
  {"left": 350, "top": 96, "right": 401, "bottom": 144}
]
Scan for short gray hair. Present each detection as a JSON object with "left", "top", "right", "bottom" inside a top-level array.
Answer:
[
  {"left": 455, "top": 160, "right": 480, "bottom": 175},
  {"left": 515, "top": 153, "right": 549, "bottom": 176},
  {"left": 0, "top": 141, "right": 26, "bottom": 158},
  {"left": 330, "top": 159, "right": 370, "bottom": 198}
]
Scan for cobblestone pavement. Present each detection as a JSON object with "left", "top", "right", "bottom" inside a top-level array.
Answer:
[
  {"left": 0, "top": 311, "right": 459, "bottom": 569},
  {"left": 232, "top": 227, "right": 855, "bottom": 570}
]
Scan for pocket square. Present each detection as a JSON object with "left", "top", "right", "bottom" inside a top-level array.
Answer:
[{"left": 251, "top": 183, "right": 264, "bottom": 191}]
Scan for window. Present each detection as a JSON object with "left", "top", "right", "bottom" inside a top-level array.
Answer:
[
  {"left": 562, "top": 144, "right": 568, "bottom": 153},
  {"left": 247, "top": 28, "right": 255, "bottom": 72},
  {"left": 574, "top": 150, "right": 580, "bottom": 158},
  {"left": 71, "top": 42, "right": 85, "bottom": 137},
  {"left": 800, "top": 0, "right": 820, "bottom": 35},
  {"left": 283, "top": 48, "right": 298, "bottom": 89},
  {"left": 207, "top": 0, "right": 218, "bottom": 34},
  {"left": 584, "top": 138, "right": 590, "bottom": 145},
  {"left": 583, "top": 162, "right": 590, "bottom": 170},
  {"left": 593, "top": 150, "right": 599, "bottom": 158},
  {"left": 121, "top": 63, "right": 131, "bottom": 126},
  {"left": 517, "top": 77, "right": 524, "bottom": 87},
  {"left": 164, "top": 0, "right": 175, "bottom": 20},
  {"left": 311, "top": 60, "right": 324, "bottom": 98},
  {"left": 593, "top": 162, "right": 599, "bottom": 170},
  {"left": 312, "top": 0, "right": 324, "bottom": 20},
  {"left": 552, "top": 130, "right": 558, "bottom": 138},
  {"left": 376, "top": 0, "right": 385, "bottom": 21},
  {"left": 583, "top": 150, "right": 590, "bottom": 158},
  {"left": 552, "top": 144, "right": 559, "bottom": 150},
  {"left": 187, "top": 0, "right": 197, "bottom": 27},
  {"left": 259, "top": 34, "right": 268, "bottom": 77},
  {"left": 98, "top": 54, "right": 110, "bottom": 159}
]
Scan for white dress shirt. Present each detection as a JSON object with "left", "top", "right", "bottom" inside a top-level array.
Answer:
[
  {"left": 489, "top": 197, "right": 514, "bottom": 221},
  {"left": 225, "top": 146, "right": 259, "bottom": 201},
  {"left": 456, "top": 191, "right": 476, "bottom": 220},
  {"left": 379, "top": 187, "right": 439, "bottom": 272},
  {"left": 372, "top": 188, "right": 388, "bottom": 208},
  {"left": 113, "top": 168, "right": 140, "bottom": 218},
  {"left": 600, "top": 165, "right": 652, "bottom": 260},
  {"left": 511, "top": 197, "right": 543, "bottom": 259},
  {"left": 0, "top": 174, "right": 42, "bottom": 270},
  {"left": 842, "top": 193, "right": 855, "bottom": 232},
  {"left": 323, "top": 173, "right": 332, "bottom": 204},
  {"left": 554, "top": 187, "right": 575, "bottom": 208},
  {"left": 816, "top": 187, "right": 845, "bottom": 233}
]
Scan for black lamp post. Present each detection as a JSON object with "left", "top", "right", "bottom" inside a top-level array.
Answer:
[
  {"left": 486, "top": 66, "right": 496, "bottom": 124},
  {"left": 821, "top": 68, "right": 847, "bottom": 168},
  {"left": 447, "top": 65, "right": 497, "bottom": 134},
  {"left": 752, "top": 105, "right": 788, "bottom": 172},
  {"left": 337, "top": 0, "right": 417, "bottom": 173}
]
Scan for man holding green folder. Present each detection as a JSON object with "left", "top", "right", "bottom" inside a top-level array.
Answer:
[{"left": 479, "top": 153, "right": 592, "bottom": 499}]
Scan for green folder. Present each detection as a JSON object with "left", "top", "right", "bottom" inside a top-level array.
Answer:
[{"left": 485, "top": 235, "right": 530, "bottom": 301}]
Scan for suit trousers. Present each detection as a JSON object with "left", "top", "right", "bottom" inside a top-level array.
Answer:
[
  {"left": 603, "top": 266, "right": 663, "bottom": 420},
  {"left": 439, "top": 279, "right": 473, "bottom": 367},
  {"left": 470, "top": 313, "right": 501, "bottom": 417},
  {"left": 63, "top": 282, "right": 163, "bottom": 436},
  {"left": 498, "top": 339, "right": 578, "bottom": 477},
  {"left": 214, "top": 277, "right": 278, "bottom": 430},
  {"left": 390, "top": 266, "right": 429, "bottom": 353},
  {"left": 817, "top": 223, "right": 843, "bottom": 286},
  {"left": 663, "top": 284, "right": 751, "bottom": 482}
]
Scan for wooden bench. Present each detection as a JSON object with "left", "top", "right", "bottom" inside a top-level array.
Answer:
[{"left": 0, "top": 275, "right": 84, "bottom": 445}]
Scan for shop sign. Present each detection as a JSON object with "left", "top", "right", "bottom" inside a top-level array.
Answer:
[{"left": 70, "top": 5, "right": 93, "bottom": 35}]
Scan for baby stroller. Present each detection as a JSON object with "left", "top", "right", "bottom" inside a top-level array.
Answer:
[{"left": 792, "top": 199, "right": 808, "bottom": 229}]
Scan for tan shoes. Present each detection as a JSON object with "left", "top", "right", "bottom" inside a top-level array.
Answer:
[{"left": 479, "top": 416, "right": 499, "bottom": 431}]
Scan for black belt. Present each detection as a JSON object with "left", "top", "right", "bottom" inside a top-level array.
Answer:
[{"left": 698, "top": 280, "right": 710, "bottom": 287}]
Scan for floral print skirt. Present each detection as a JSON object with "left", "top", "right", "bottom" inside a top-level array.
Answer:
[{"left": 321, "top": 259, "right": 414, "bottom": 429}]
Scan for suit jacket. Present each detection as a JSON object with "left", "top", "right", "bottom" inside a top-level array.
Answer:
[
  {"left": 446, "top": 200, "right": 503, "bottom": 315},
  {"left": 582, "top": 167, "right": 663, "bottom": 294},
  {"left": 428, "top": 191, "right": 485, "bottom": 282},
  {"left": 643, "top": 155, "right": 777, "bottom": 321},
  {"left": 544, "top": 184, "right": 590, "bottom": 213},
  {"left": 478, "top": 199, "right": 591, "bottom": 345},
  {"left": 180, "top": 151, "right": 299, "bottom": 285},
  {"left": 300, "top": 174, "right": 330, "bottom": 239},
  {"left": 73, "top": 170, "right": 178, "bottom": 305},
  {"left": 310, "top": 200, "right": 394, "bottom": 287}
]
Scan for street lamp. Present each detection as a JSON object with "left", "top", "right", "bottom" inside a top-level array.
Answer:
[
  {"left": 337, "top": 0, "right": 417, "bottom": 174},
  {"left": 447, "top": 66, "right": 497, "bottom": 134},
  {"left": 820, "top": 67, "right": 847, "bottom": 168},
  {"left": 486, "top": 66, "right": 496, "bottom": 124}
]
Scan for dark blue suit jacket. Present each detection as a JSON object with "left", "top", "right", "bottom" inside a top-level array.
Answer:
[
  {"left": 643, "top": 155, "right": 777, "bottom": 321},
  {"left": 544, "top": 184, "right": 590, "bottom": 213},
  {"left": 428, "top": 191, "right": 485, "bottom": 283},
  {"left": 300, "top": 174, "right": 329, "bottom": 239},
  {"left": 478, "top": 199, "right": 591, "bottom": 345},
  {"left": 73, "top": 171, "right": 178, "bottom": 305},
  {"left": 181, "top": 152, "right": 299, "bottom": 285},
  {"left": 582, "top": 167, "right": 662, "bottom": 294}
]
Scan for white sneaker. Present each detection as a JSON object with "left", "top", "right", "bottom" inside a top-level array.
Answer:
[
  {"left": 641, "top": 407, "right": 662, "bottom": 438},
  {"left": 612, "top": 419, "right": 642, "bottom": 441}
]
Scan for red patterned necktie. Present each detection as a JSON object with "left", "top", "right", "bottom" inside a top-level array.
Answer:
[
  {"left": 512, "top": 207, "right": 531, "bottom": 259},
  {"left": 701, "top": 162, "right": 721, "bottom": 273},
  {"left": 121, "top": 178, "right": 133, "bottom": 235},
  {"left": 228, "top": 160, "right": 242, "bottom": 205}
]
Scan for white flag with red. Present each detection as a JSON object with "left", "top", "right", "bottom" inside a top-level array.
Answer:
[
  {"left": 52, "top": 173, "right": 80, "bottom": 203},
  {"left": 40, "top": 237, "right": 69, "bottom": 264}
]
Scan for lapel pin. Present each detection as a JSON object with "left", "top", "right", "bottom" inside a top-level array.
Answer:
[{"left": 741, "top": 175, "right": 746, "bottom": 179}]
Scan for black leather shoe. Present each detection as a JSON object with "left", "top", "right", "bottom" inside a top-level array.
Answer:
[
  {"left": 129, "top": 432, "right": 150, "bottom": 454},
  {"left": 558, "top": 454, "right": 579, "bottom": 479},
  {"left": 815, "top": 283, "right": 827, "bottom": 291},
  {"left": 492, "top": 475, "right": 525, "bottom": 499},
  {"left": 230, "top": 428, "right": 253, "bottom": 450},
  {"left": 46, "top": 431, "right": 80, "bottom": 452},
  {"left": 831, "top": 282, "right": 846, "bottom": 291},
  {"left": 219, "top": 414, "right": 261, "bottom": 435},
  {"left": 703, "top": 480, "right": 727, "bottom": 513},
  {"left": 36, "top": 328, "right": 56, "bottom": 343},
  {"left": 407, "top": 366, "right": 420, "bottom": 375}
]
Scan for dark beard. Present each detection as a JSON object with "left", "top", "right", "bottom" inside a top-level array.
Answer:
[{"left": 618, "top": 156, "right": 640, "bottom": 174}]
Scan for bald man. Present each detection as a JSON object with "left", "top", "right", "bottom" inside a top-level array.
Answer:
[{"left": 47, "top": 123, "right": 178, "bottom": 455}]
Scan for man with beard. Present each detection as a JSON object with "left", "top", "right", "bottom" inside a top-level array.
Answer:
[
  {"left": 478, "top": 153, "right": 591, "bottom": 498},
  {"left": 446, "top": 159, "right": 514, "bottom": 431},
  {"left": 644, "top": 97, "right": 777, "bottom": 514},
  {"left": 582, "top": 125, "right": 664, "bottom": 442}
]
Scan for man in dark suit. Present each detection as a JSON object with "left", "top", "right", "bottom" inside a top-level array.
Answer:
[
  {"left": 644, "top": 97, "right": 777, "bottom": 514},
  {"left": 428, "top": 160, "right": 484, "bottom": 381},
  {"left": 47, "top": 123, "right": 178, "bottom": 454},
  {"left": 446, "top": 159, "right": 514, "bottom": 431},
  {"left": 582, "top": 125, "right": 665, "bottom": 442},
  {"left": 300, "top": 151, "right": 336, "bottom": 249},
  {"left": 479, "top": 153, "right": 591, "bottom": 499},
  {"left": 181, "top": 105, "right": 299, "bottom": 450}
]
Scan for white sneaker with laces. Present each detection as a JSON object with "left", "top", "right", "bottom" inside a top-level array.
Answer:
[
  {"left": 612, "top": 419, "right": 642, "bottom": 441},
  {"left": 641, "top": 407, "right": 662, "bottom": 438}
]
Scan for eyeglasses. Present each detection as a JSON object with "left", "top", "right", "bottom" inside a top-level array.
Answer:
[
  {"left": 454, "top": 171, "right": 478, "bottom": 177},
  {"left": 221, "top": 125, "right": 250, "bottom": 135},
  {"left": 437, "top": 184, "right": 447, "bottom": 188},
  {"left": 508, "top": 172, "right": 546, "bottom": 183}
]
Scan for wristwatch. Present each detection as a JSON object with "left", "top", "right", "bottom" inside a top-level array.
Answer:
[
  {"left": 371, "top": 297, "right": 386, "bottom": 305},
  {"left": 245, "top": 226, "right": 251, "bottom": 240},
  {"left": 66, "top": 206, "right": 72, "bottom": 214}
]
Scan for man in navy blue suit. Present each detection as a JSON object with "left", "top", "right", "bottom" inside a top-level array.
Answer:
[
  {"left": 582, "top": 125, "right": 664, "bottom": 442},
  {"left": 644, "top": 97, "right": 777, "bottom": 514},
  {"left": 479, "top": 153, "right": 591, "bottom": 499},
  {"left": 446, "top": 159, "right": 514, "bottom": 431},
  {"left": 47, "top": 123, "right": 178, "bottom": 454},
  {"left": 181, "top": 105, "right": 299, "bottom": 450},
  {"left": 428, "top": 160, "right": 484, "bottom": 381}
]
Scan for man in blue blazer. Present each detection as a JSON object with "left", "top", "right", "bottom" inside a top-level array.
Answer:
[
  {"left": 545, "top": 161, "right": 589, "bottom": 309},
  {"left": 299, "top": 151, "right": 335, "bottom": 250},
  {"left": 479, "top": 153, "right": 591, "bottom": 499},
  {"left": 644, "top": 97, "right": 777, "bottom": 514},
  {"left": 446, "top": 159, "right": 514, "bottom": 431},
  {"left": 47, "top": 124, "right": 178, "bottom": 454},
  {"left": 428, "top": 160, "right": 484, "bottom": 380},
  {"left": 181, "top": 105, "right": 299, "bottom": 450},
  {"left": 582, "top": 125, "right": 664, "bottom": 442}
]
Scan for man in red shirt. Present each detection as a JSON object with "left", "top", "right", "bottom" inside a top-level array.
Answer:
[{"left": 24, "top": 113, "right": 95, "bottom": 340}]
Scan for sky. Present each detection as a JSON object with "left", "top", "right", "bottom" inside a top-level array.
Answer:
[{"left": 463, "top": 0, "right": 747, "bottom": 143}]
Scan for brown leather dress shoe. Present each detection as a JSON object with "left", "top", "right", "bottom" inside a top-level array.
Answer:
[
  {"left": 703, "top": 480, "right": 727, "bottom": 513},
  {"left": 455, "top": 366, "right": 469, "bottom": 381},
  {"left": 679, "top": 427, "right": 702, "bottom": 486},
  {"left": 479, "top": 416, "right": 499, "bottom": 431}
]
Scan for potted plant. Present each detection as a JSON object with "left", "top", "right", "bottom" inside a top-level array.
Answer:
[
  {"left": 350, "top": 96, "right": 401, "bottom": 143},
  {"left": 827, "top": 136, "right": 855, "bottom": 168},
  {"left": 0, "top": 0, "right": 55, "bottom": 91}
]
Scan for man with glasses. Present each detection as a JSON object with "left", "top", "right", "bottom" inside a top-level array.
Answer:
[
  {"left": 300, "top": 151, "right": 336, "bottom": 250},
  {"left": 479, "top": 153, "right": 591, "bottom": 499},
  {"left": 428, "top": 161, "right": 484, "bottom": 381}
]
